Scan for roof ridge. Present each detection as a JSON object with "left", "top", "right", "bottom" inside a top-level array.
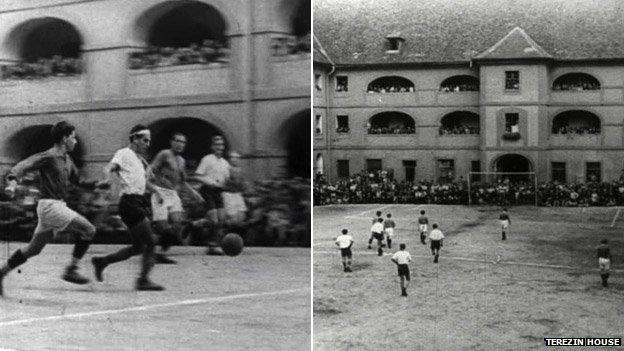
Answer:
[
  {"left": 313, "top": 33, "right": 335, "bottom": 66},
  {"left": 476, "top": 26, "right": 552, "bottom": 59}
]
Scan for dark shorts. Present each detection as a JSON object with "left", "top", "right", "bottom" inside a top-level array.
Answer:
[
  {"left": 397, "top": 264, "right": 410, "bottom": 280},
  {"left": 340, "top": 248, "right": 352, "bottom": 258},
  {"left": 430, "top": 240, "right": 441, "bottom": 251},
  {"left": 199, "top": 185, "right": 224, "bottom": 210},
  {"left": 373, "top": 232, "right": 384, "bottom": 241},
  {"left": 119, "top": 194, "right": 151, "bottom": 228}
]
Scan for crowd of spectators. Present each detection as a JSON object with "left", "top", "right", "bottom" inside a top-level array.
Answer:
[
  {"left": 271, "top": 34, "right": 311, "bottom": 56},
  {"left": 128, "top": 40, "right": 230, "bottom": 70},
  {"left": 440, "top": 83, "right": 479, "bottom": 92},
  {"left": 552, "top": 125, "right": 600, "bottom": 135},
  {"left": 367, "top": 85, "right": 414, "bottom": 93},
  {"left": 1, "top": 56, "right": 83, "bottom": 80},
  {"left": 439, "top": 124, "right": 480, "bottom": 135},
  {"left": 335, "top": 83, "right": 348, "bottom": 92},
  {"left": 368, "top": 125, "right": 415, "bottom": 134},
  {"left": 336, "top": 126, "right": 350, "bottom": 133},
  {"left": 552, "top": 81, "right": 600, "bottom": 91},
  {"left": 314, "top": 170, "right": 624, "bottom": 207}
]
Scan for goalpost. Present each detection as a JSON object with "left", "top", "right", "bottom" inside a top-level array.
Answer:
[{"left": 467, "top": 171, "right": 538, "bottom": 206}]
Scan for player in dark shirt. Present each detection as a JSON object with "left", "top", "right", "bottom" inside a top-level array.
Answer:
[
  {"left": 597, "top": 239, "right": 612, "bottom": 287},
  {"left": 417, "top": 210, "right": 428, "bottom": 245},
  {"left": 0, "top": 122, "right": 98, "bottom": 296},
  {"left": 499, "top": 208, "right": 510, "bottom": 240},
  {"left": 368, "top": 210, "right": 383, "bottom": 249}
]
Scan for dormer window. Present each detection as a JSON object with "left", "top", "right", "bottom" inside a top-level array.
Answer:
[{"left": 385, "top": 32, "right": 404, "bottom": 53}]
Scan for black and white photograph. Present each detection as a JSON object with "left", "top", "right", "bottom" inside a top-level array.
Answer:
[
  {"left": 0, "top": 0, "right": 311, "bottom": 350},
  {"left": 313, "top": 0, "right": 623, "bottom": 349}
]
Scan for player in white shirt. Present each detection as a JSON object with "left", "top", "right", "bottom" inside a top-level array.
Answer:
[
  {"left": 429, "top": 223, "right": 445, "bottom": 263},
  {"left": 91, "top": 124, "right": 166, "bottom": 291},
  {"left": 192, "top": 135, "right": 230, "bottom": 255},
  {"left": 367, "top": 210, "right": 383, "bottom": 249},
  {"left": 335, "top": 229, "right": 354, "bottom": 272},
  {"left": 391, "top": 243, "right": 412, "bottom": 296},
  {"left": 383, "top": 213, "right": 396, "bottom": 249},
  {"left": 371, "top": 218, "right": 385, "bottom": 256}
]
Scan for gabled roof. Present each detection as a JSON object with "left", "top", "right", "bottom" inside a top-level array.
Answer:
[
  {"left": 313, "top": 33, "right": 333, "bottom": 66},
  {"left": 475, "top": 27, "right": 552, "bottom": 60},
  {"left": 314, "top": 0, "right": 624, "bottom": 65}
]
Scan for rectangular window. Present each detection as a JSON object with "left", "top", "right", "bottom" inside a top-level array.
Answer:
[
  {"left": 586, "top": 162, "right": 601, "bottom": 182},
  {"left": 336, "top": 115, "right": 349, "bottom": 133},
  {"left": 337, "top": 159, "right": 349, "bottom": 179},
  {"left": 387, "top": 38, "right": 401, "bottom": 51},
  {"left": 315, "top": 114, "right": 322, "bottom": 134},
  {"left": 336, "top": 76, "right": 348, "bottom": 92},
  {"left": 505, "top": 113, "right": 519, "bottom": 133},
  {"left": 402, "top": 160, "right": 416, "bottom": 182},
  {"left": 314, "top": 74, "right": 322, "bottom": 91},
  {"left": 505, "top": 71, "right": 520, "bottom": 90},
  {"left": 366, "top": 159, "right": 382, "bottom": 172},
  {"left": 471, "top": 160, "right": 481, "bottom": 182},
  {"left": 437, "top": 159, "right": 455, "bottom": 183},
  {"left": 551, "top": 162, "right": 566, "bottom": 183}
]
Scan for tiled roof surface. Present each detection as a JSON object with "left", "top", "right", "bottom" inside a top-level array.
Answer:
[{"left": 314, "top": 0, "right": 624, "bottom": 65}]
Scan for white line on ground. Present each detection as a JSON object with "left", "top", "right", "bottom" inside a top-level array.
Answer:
[
  {"left": 345, "top": 204, "right": 394, "bottom": 219},
  {"left": 0, "top": 288, "right": 308, "bottom": 327},
  {"left": 313, "top": 250, "right": 623, "bottom": 272}
]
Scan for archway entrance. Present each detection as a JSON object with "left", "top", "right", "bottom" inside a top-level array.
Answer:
[
  {"left": 493, "top": 154, "right": 532, "bottom": 182},
  {"left": 148, "top": 117, "right": 226, "bottom": 171},
  {"left": 6, "top": 124, "right": 84, "bottom": 167},
  {"left": 281, "top": 109, "right": 310, "bottom": 178}
]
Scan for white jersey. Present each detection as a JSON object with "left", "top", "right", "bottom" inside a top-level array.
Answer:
[
  {"left": 335, "top": 234, "right": 353, "bottom": 249},
  {"left": 429, "top": 229, "right": 445, "bottom": 241},
  {"left": 392, "top": 251, "right": 412, "bottom": 265},
  {"left": 110, "top": 147, "right": 148, "bottom": 195},
  {"left": 371, "top": 222, "right": 384, "bottom": 234},
  {"left": 195, "top": 154, "right": 230, "bottom": 188}
]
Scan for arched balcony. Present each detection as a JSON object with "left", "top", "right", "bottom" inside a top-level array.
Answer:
[
  {"left": 129, "top": 1, "right": 230, "bottom": 70},
  {"left": 367, "top": 76, "right": 414, "bottom": 93},
  {"left": 271, "top": 0, "right": 310, "bottom": 56},
  {"left": 439, "top": 111, "right": 480, "bottom": 135},
  {"left": 552, "top": 73, "right": 600, "bottom": 91},
  {"left": 1, "top": 17, "right": 84, "bottom": 81},
  {"left": 439, "top": 75, "right": 479, "bottom": 92},
  {"left": 367, "top": 111, "right": 415, "bottom": 135},
  {"left": 551, "top": 110, "right": 600, "bottom": 135}
]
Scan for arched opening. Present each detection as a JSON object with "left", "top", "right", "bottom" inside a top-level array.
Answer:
[
  {"left": 439, "top": 111, "right": 480, "bottom": 135},
  {"left": 551, "top": 110, "right": 601, "bottom": 135},
  {"left": 280, "top": 109, "right": 310, "bottom": 178},
  {"left": 368, "top": 111, "right": 415, "bottom": 134},
  {"left": 552, "top": 73, "right": 600, "bottom": 91},
  {"left": 314, "top": 153, "right": 323, "bottom": 176},
  {"left": 2, "top": 18, "right": 83, "bottom": 80},
  {"left": 148, "top": 117, "right": 227, "bottom": 172},
  {"left": 130, "top": 1, "right": 229, "bottom": 69},
  {"left": 440, "top": 75, "right": 479, "bottom": 92},
  {"left": 493, "top": 154, "right": 532, "bottom": 182},
  {"left": 367, "top": 76, "right": 414, "bottom": 93},
  {"left": 5, "top": 124, "right": 85, "bottom": 167}
]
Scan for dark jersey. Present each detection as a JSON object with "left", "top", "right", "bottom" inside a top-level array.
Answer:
[
  {"left": 8, "top": 148, "right": 78, "bottom": 200},
  {"left": 418, "top": 216, "right": 428, "bottom": 224},
  {"left": 597, "top": 245, "right": 611, "bottom": 259},
  {"left": 384, "top": 219, "right": 395, "bottom": 229},
  {"left": 499, "top": 213, "right": 510, "bottom": 221}
]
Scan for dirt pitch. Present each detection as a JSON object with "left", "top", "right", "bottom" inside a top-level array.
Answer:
[
  {"left": 313, "top": 204, "right": 624, "bottom": 351},
  {"left": 0, "top": 245, "right": 310, "bottom": 351}
]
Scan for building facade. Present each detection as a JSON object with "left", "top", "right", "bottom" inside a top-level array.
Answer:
[
  {"left": 314, "top": 0, "right": 624, "bottom": 184},
  {"left": 0, "top": 0, "right": 310, "bottom": 180}
]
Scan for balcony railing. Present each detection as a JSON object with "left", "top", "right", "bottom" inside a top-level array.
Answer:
[
  {"left": 128, "top": 42, "right": 229, "bottom": 70},
  {"left": 1, "top": 57, "right": 82, "bottom": 80}
]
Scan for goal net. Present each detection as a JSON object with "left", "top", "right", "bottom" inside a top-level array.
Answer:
[{"left": 467, "top": 171, "right": 537, "bottom": 206}]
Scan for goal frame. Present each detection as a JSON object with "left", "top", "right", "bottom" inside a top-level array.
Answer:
[{"left": 467, "top": 171, "right": 538, "bottom": 206}]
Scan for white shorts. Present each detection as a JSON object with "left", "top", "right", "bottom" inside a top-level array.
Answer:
[
  {"left": 384, "top": 228, "right": 394, "bottom": 238},
  {"left": 222, "top": 192, "right": 247, "bottom": 218},
  {"left": 599, "top": 257, "right": 611, "bottom": 271},
  {"left": 500, "top": 220, "right": 509, "bottom": 229},
  {"left": 151, "top": 186, "right": 183, "bottom": 222},
  {"left": 35, "top": 199, "right": 81, "bottom": 236},
  {"left": 419, "top": 224, "right": 428, "bottom": 233}
]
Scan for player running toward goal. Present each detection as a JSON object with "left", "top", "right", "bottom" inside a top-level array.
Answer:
[
  {"left": 335, "top": 229, "right": 354, "bottom": 272},
  {"left": 0, "top": 121, "right": 98, "bottom": 296},
  {"left": 371, "top": 218, "right": 385, "bottom": 256},
  {"left": 597, "top": 239, "right": 612, "bottom": 288},
  {"left": 429, "top": 223, "right": 444, "bottom": 263},
  {"left": 417, "top": 210, "right": 428, "bottom": 245},
  {"left": 383, "top": 213, "right": 396, "bottom": 249},
  {"left": 391, "top": 243, "right": 412, "bottom": 296},
  {"left": 91, "top": 124, "right": 165, "bottom": 291},
  {"left": 368, "top": 210, "right": 383, "bottom": 249},
  {"left": 499, "top": 208, "right": 510, "bottom": 240}
]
